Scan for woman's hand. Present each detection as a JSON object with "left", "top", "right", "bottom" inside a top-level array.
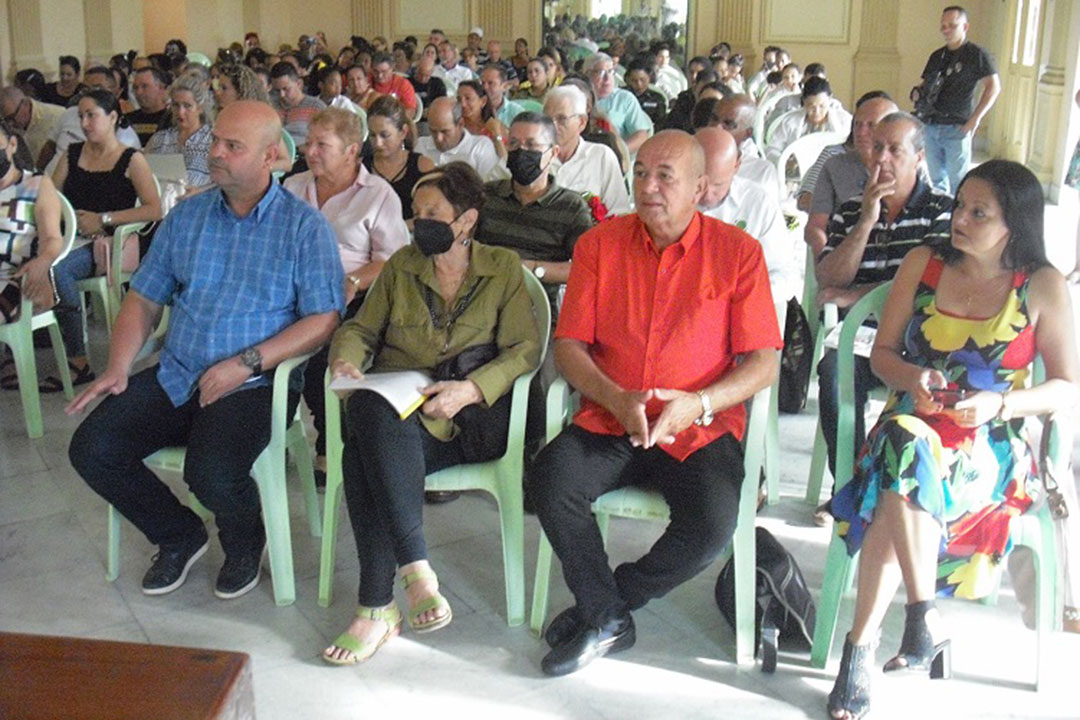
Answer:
[
  {"left": 908, "top": 367, "right": 949, "bottom": 416},
  {"left": 420, "top": 380, "right": 483, "bottom": 420},
  {"left": 330, "top": 359, "right": 364, "bottom": 380},
  {"left": 75, "top": 210, "right": 105, "bottom": 236},
  {"left": 947, "top": 391, "right": 1003, "bottom": 427},
  {"left": 12, "top": 255, "right": 56, "bottom": 310}
]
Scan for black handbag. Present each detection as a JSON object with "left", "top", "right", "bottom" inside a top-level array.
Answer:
[
  {"left": 777, "top": 297, "right": 813, "bottom": 413},
  {"left": 715, "top": 527, "right": 817, "bottom": 673}
]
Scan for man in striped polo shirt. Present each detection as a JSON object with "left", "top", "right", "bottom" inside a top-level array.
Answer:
[{"left": 814, "top": 111, "right": 952, "bottom": 508}]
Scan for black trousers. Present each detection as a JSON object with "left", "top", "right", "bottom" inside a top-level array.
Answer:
[
  {"left": 342, "top": 388, "right": 511, "bottom": 606},
  {"left": 69, "top": 366, "right": 298, "bottom": 555},
  {"left": 533, "top": 425, "right": 745, "bottom": 627}
]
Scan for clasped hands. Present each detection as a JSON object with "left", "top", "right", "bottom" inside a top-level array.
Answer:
[
  {"left": 609, "top": 387, "right": 703, "bottom": 449},
  {"left": 910, "top": 368, "right": 1002, "bottom": 427},
  {"left": 331, "top": 359, "right": 482, "bottom": 420}
]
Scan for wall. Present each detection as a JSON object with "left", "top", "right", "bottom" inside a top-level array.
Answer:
[
  {"left": 0, "top": 0, "right": 11, "bottom": 82},
  {"left": 142, "top": 0, "right": 186, "bottom": 57}
]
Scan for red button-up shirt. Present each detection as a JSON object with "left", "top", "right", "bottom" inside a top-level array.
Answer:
[
  {"left": 372, "top": 75, "right": 418, "bottom": 112},
  {"left": 555, "top": 212, "right": 783, "bottom": 461}
]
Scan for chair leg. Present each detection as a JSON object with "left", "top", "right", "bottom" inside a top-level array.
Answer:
[
  {"left": 529, "top": 530, "right": 555, "bottom": 637},
  {"left": 811, "top": 535, "right": 857, "bottom": 668},
  {"left": 805, "top": 419, "right": 830, "bottom": 506},
  {"left": 732, "top": 518, "right": 756, "bottom": 666},
  {"left": 45, "top": 321, "right": 73, "bottom": 400},
  {"left": 8, "top": 328, "right": 43, "bottom": 438},
  {"left": 253, "top": 450, "right": 296, "bottom": 606},
  {"left": 496, "top": 471, "right": 526, "bottom": 627},
  {"left": 286, "top": 421, "right": 321, "bottom": 538},
  {"left": 317, "top": 466, "right": 344, "bottom": 608},
  {"left": 106, "top": 504, "right": 121, "bottom": 581},
  {"left": 765, "top": 382, "right": 781, "bottom": 506}
]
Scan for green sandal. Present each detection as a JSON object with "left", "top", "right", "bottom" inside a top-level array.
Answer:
[
  {"left": 401, "top": 568, "right": 453, "bottom": 634},
  {"left": 322, "top": 604, "right": 402, "bottom": 666}
]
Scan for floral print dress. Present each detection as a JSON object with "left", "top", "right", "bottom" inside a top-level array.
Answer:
[{"left": 833, "top": 255, "right": 1038, "bottom": 599}]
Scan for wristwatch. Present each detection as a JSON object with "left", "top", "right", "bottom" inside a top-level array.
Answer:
[
  {"left": 240, "top": 346, "right": 263, "bottom": 377},
  {"left": 347, "top": 275, "right": 361, "bottom": 288},
  {"left": 100, "top": 212, "right": 113, "bottom": 227},
  {"left": 533, "top": 264, "right": 546, "bottom": 280},
  {"left": 694, "top": 390, "right": 714, "bottom": 426}
]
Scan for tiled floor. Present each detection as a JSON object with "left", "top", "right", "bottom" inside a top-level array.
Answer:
[{"left": 2, "top": 221, "right": 1079, "bottom": 719}]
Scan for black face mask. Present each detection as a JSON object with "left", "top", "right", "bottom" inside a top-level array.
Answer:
[
  {"left": 506, "top": 147, "right": 546, "bottom": 186},
  {"left": 413, "top": 217, "right": 459, "bottom": 256},
  {"left": 0, "top": 151, "right": 10, "bottom": 181}
]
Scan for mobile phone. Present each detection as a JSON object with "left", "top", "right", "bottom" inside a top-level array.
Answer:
[{"left": 931, "top": 388, "right": 968, "bottom": 407}]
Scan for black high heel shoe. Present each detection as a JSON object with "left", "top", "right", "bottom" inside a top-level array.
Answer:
[
  {"left": 882, "top": 600, "right": 951, "bottom": 679},
  {"left": 827, "top": 634, "right": 873, "bottom": 719}
]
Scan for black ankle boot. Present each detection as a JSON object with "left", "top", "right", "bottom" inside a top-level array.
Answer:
[
  {"left": 882, "top": 600, "right": 951, "bottom": 678},
  {"left": 827, "top": 635, "right": 872, "bottom": 719}
]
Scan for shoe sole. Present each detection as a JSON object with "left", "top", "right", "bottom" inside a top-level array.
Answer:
[
  {"left": 214, "top": 558, "right": 263, "bottom": 600},
  {"left": 141, "top": 541, "right": 209, "bottom": 596}
]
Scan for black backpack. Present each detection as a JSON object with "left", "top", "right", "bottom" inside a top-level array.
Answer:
[
  {"left": 777, "top": 298, "right": 813, "bottom": 413},
  {"left": 714, "top": 526, "right": 816, "bottom": 673}
]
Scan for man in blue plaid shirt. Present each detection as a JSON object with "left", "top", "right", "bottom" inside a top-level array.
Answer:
[{"left": 68, "top": 101, "right": 345, "bottom": 600}]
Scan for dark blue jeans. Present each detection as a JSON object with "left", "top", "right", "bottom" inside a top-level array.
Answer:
[
  {"left": 816, "top": 349, "right": 883, "bottom": 482},
  {"left": 51, "top": 244, "right": 95, "bottom": 358},
  {"left": 343, "top": 388, "right": 511, "bottom": 606},
  {"left": 69, "top": 365, "right": 296, "bottom": 556},
  {"left": 533, "top": 426, "right": 744, "bottom": 628}
]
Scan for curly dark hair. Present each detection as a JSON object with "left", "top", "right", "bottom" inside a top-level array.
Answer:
[{"left": 412, "top": 162, "right": 486, "bottom": 220}]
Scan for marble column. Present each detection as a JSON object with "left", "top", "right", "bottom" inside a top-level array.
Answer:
[
  {"left": 852, "top": 0, "right": 901, "bottom": 101},
  {"left": 1026, "top": 0, "right": 1072, "bottom": 187}
]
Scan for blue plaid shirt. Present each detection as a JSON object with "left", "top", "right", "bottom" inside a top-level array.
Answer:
[{"left": 132, "top": 182, "right": 345, "bottom": 406}]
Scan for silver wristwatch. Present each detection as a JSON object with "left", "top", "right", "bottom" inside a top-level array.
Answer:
[
  {"left": 100, "top": 212, "right": 113, "bottom": 227},
  {"left": 533, "top": 264, "right": 546, "bottom": 280},
  {"left": 694, "top": 390, "right": 714, "bottom": 426},
  {"left": 240, "top": 346, "right": 263, "bottom": 377}
]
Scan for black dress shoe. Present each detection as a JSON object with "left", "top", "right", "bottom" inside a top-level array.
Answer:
[
  {"left": 541, "top": 614, "right": 635, "bottom": 676},
  {"left": 424, "top": 491, "right": 461, "bottom": 504},
  {"left": 544, "top": 606, "right": 584, "bottom": 648}
]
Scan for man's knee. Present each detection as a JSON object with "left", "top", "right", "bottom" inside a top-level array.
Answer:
[{"left": 531, "top": 430, "right": 591, "bottom": 520}]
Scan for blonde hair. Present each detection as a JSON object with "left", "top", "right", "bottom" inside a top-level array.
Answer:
[
  {"left": 308, "top": 107, "right": 363, "bottom": 149},
  {"left": 170, "top": 70, "right": 214, "bottom": 124}
]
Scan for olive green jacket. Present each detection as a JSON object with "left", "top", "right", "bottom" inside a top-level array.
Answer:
[{"left": 329, "top": 241, "right": 542, "bottom": 439}]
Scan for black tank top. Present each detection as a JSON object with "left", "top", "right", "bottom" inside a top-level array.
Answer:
[
  {"left": 63, "top": 143, "right": 138, "bottom": 213},
  {"left": 363, "top": 151, "right": 425, "bottom": 220}
]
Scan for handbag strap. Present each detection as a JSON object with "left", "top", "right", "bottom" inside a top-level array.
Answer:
[{"left": 423, "top": 277, "right": 482, "bottom": 332}]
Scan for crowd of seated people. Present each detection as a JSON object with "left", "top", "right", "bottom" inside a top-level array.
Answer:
[{"left": 3, "top": 16, "right": 1079, "bottom": 718}]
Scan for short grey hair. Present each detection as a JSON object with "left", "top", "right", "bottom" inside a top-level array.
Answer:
[
  {"left": 584, "top": 52, "right": 613, "bottom": 74},
  {"left": 878, "top": 110, "right": 925, "bottom": 153},
  {"left": 510, "top": 111, "right": 557, "bottom": 147},
  {"left": 545, "top": 85, "right": 587, "bottom": 116}
]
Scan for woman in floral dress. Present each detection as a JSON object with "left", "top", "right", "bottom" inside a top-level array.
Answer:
[{"left": 827, "top": 159, "right": 1080, "bottom": 720}]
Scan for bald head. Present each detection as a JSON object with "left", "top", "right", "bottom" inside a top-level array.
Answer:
[
  {"left": 716, "top": 94, "right": 756, "bottom": 143},
  {"left": 694, "top": 127, "right": 739, "bottom": 209},
  {"left": 209, "top": 100, "right": 282, "bottom": 197},
  {"left": 634, "top": 130, "right": 707, "bottom": 247}
]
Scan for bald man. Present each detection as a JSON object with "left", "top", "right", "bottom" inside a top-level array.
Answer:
[
  {"left": 415, "top": 96, "right": 504, "bottom": 181},
  {"left": 696, "top": 126, "right": 793, "bottom": 302},
  {"left": 714, "top": 94, "right": 781, "bottom": 197},
  {"left": 68, "top": 101, "right": 345, "bottom": 601},
  {"left": 533, "top": 130, "right": 782, "bottom": 676}
]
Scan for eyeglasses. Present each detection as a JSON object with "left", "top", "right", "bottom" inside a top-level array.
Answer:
[
  {"left": 2, "top": 99, "right": 27, "bottom": 125},
  {"left": 590, "top": 68, "right": 615, "bottom": 78},
  {"left": 549, "top": 114, "right": 583, "bottom": 126}
]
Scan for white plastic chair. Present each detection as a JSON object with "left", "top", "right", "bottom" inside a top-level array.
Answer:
[
  {"left": 774, "top": 131, "right": 848, "bottom": 206},
  {"left": 753, "top": 91, "right": 799, "bottom": 146}
]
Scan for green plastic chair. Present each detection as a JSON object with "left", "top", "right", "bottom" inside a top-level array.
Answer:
[
  {"left": 75, "top": 176, "right": 161, "bottom": 347},
  {"left": 317, "top": 268, "right": 552, "bottom": 625},
  {"left": 807, "top": 282, "right": 1061, "bottom": 691},
  {"left": 515, "top": 98, "right": 544, "bottom": 115},
  {"left": 106, "top": 351, "right": 322, "bottom": 606},
  {"left": 0, "top": 193, "right": 77, "bottom": 437},
  {"left": 528, "top": 375, "right": 775, "bottom": 667},
  {"left": 185, "top": 52, "right": 212, "bottom": 68},
  {"left": 273, "top": 129, "right": 297, "bottom": 181}
]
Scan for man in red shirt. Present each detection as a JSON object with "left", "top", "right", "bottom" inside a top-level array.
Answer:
[
  {"left": 533, "top": 130, "right": 782, "bottom": 676},
  {"left": 370, "top": 52, "right": 418, "bottom": 113}
]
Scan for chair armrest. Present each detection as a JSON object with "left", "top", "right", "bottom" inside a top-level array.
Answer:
[
  {"left": 545, "top": 377, "right": 573, "bottom": 445},
  {"left": 268, "top": 351, "right": 315, "bottom": 445}
]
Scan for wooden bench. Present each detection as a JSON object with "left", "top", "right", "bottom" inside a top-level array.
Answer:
[{"left": 0, "top": 632, "right": 254, "bottom": 719}]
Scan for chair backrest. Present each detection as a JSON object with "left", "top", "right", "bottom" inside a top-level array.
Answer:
[
  {"left": 515, "top": 98, "right": 544, "bottom": 114},
  {"left": 412, "top": 96, "right": 424, "bottom": 124},
  {"left": 764, "top": 107, "right": 800, "bottom": 147},
  {"left": 775, "top": 130, "right": 847, "bottom": 200},
  {"left": 53, "top": 192, "right": 79, "bottom": 265},
  {"left": 186, "top": 52, "right": 212, "bottom": 68},
  {"left": 281, "top": 128, "right": 297, "bottom": 165},
  {"left": 521, "top": 266, "right": 552, "bottom": 367},
  {"left": 754, "top": 91, "right": 799, "bottom": 145},
  {"left": 833, "top": 281, "right": 892, "bottom": 491}
]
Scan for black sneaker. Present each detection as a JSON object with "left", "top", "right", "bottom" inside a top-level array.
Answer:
[
  {"left": 141, "top": 527, "right": 210, "bottom": 595},
  {"left": 214, "top": 545, "right": 264, "bottom": 599}
]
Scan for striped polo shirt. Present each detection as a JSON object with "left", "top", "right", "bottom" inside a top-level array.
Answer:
[{"left": 823, "top": 177, "right": 952, "bottom": 285}]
